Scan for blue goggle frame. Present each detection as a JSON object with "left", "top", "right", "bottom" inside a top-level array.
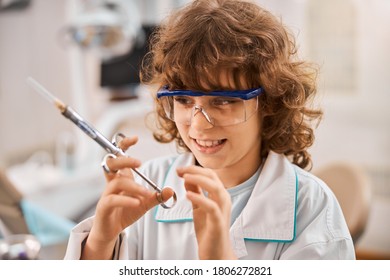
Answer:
[{"left": 157, "top": 86, "right": 264, "bottom": 100}]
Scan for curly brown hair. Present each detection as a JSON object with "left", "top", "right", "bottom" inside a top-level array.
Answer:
[{"left": 140, "top": 0, "right": 322, "bottom": 170}]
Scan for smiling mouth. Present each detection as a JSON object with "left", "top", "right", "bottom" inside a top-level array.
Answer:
[{"left": 194, "top": 139, "right": 226, "bottom": 148}]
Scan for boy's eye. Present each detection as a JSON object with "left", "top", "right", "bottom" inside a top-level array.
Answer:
[
  {"left": 211, "top": 97, "right": 239, "bottom": 106},
  {"left": 173, "top": 96, "right": 194, "bottom": 106}
]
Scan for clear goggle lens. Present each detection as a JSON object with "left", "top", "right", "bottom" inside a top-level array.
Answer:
[{"left": 159, "top": 95, "right": 259, "bottom": 127}]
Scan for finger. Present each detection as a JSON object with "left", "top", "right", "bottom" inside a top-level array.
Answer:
[
  {"left": 182, "top": 173, "right": 226, "bottom": 200},
  {"left": 178, "top": 166, "right": 223, "bottom": 194},
  {"left": 141, "top": 186, "right": 176, "bottom": 210},
  {"left": 116, "top": 168, "right": 133, "bottom": 178},
  {"left": 99, "top": 193, "right": 141, "bottom": 211},
  {"left": 160, "top": 187, "right": 175, "bottom": 202},
  {"left": 104, "top": 169, "right": 117, "bottom": 181},
  {"left": 182, "top": 175, "right": 203, "bottom": 195},
  {"left": 181, "top": 172, "right": 231, "bottom": 215},
  {"left": 186, "top": 191, "right": 221, "bottom": 223},
  {"left": 104, "top": 177, "right": 150, "bottom": 197},
  {"left": 106, "top": 155, "right": 141, "bottom": 170},
  {"left": 177, "top": 166, "right": 213, "bottom": 194},
  {"left": 177, "top": 165, "right": 217, "bottom": 180},
  {"left": 103, "top": 166, "right": 135, "bottom": 183},
  {"left": 103, "top": 166, "right": 134, "bottom": 182},
  {"left": 118, "top": 136, "right": 138, "bottom": 152}
]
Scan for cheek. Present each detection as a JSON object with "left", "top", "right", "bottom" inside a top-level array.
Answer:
[
  {"left": 230, "top": 126, "right": 260, "bottom": 148},
  {"left": 233, "top": 117, "right": 262, "bottom": 149},
  {"left": 176, "top": 124, "right": 190, "bottom": 143}
]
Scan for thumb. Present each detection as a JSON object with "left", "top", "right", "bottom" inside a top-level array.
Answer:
[
  {"left": 152, "top": 187, "right": 176, "bottom": 208},
  {"left": 146, "top": 187, "right": 176, "bottom": 209}
]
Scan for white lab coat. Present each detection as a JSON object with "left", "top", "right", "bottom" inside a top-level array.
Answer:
[{"left": 64, "top": 151, "right": 355, "bottom": 260}]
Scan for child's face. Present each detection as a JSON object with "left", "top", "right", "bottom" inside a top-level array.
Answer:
[
  {"left": 177, "top": 101, "right": 261, "bottom": 167},
  {"left": 175, "top": 76, "right": 263, "bottom": 180}
]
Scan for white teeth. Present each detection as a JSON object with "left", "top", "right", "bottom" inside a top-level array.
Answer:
[{"left": 196, "top": 139, "right": 223, "bottom": 147}]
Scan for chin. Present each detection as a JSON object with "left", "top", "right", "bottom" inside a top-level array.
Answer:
[{"left": 193, "top": 154, "right": 228, "bottom": 170}]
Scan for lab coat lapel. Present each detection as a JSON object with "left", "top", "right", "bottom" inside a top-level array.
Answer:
[
  {"left": 154, "top": 153, "right": 194, "bottom": 222},
  {"left": 230, "top": 151, "right": 298, "bottom": 257}
]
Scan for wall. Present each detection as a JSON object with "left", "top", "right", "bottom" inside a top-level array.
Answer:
[
  {"left": 0, "top": 0, "right": 73, "bottom": 166},
  {"left": 257, "top": 0, "right": 390, "bottom": 173},
  {"left": 309, "top": 0, "right": 390, "bottom": 171}
]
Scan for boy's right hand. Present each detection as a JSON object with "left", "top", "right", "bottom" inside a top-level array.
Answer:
[{"left": 81, "top": 136, "right": 173, "bottom": 259}]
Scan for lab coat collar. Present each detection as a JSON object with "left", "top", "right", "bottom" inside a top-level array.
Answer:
[
  {"left": 230, "top": 152, "right": 298, "bottom": 257},
  {"left": 154, "top": 152, "right": 298, "bottom": 257},
  {"left": 154, "top": 153, "right": 195, "bottom": 222}
]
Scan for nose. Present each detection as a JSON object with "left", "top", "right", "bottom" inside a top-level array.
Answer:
[{"left": 190, "top": 106, "right": 214, "bottom": 130}]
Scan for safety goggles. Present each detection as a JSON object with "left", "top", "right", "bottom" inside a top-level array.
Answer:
[{"left": 157, "top": 87, "right": 264, "bottom": 127}]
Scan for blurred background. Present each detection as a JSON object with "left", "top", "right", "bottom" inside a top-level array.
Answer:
[{"left": 0, "top": 0, "right": 389, "bottom": 259}]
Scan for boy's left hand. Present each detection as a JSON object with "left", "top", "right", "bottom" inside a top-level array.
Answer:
[{"left": 177, "top": 166, "right": 237, "bottom": 260}]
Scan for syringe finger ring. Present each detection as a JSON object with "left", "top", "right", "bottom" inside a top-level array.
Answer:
[
  {"left": 111, "top": 132, "right": 126, "bottom": 148},
  {"left": 101, "top": 153, "right": 118, "bottom": 174}
]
